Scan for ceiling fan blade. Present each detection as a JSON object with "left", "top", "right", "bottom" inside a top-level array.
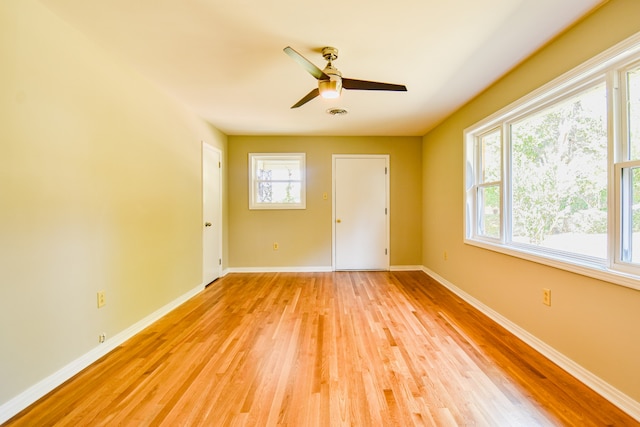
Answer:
[
  {"left": 342, "top": 78, "right": 407, "bottom": 92},
  {"left": 284, "top": 46, "right": 330, "bottom": 81},
  {"left": 291, "top": 88, "right": 320, "bottom": 109}
]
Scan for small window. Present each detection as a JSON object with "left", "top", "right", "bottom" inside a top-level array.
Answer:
[{"left": 249, "top": 153, "right": 306, "bottom": 210}]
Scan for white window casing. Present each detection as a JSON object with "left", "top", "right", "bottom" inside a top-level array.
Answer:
[
  {"left": 464, "top": 32, "right": 640, "bottom": 291},
  {"left": 249, "top": 153, "right": 306, "bottom": 210}
]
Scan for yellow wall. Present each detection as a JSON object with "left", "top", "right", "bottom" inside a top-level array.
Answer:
[
  {"left": 228, "top": 136, "right": 422, "bottom": 269},
  {"left": 422, "top": 0, "right": 640, "bottom": 402},
  {"left": 0, "top": 0, "right": 227, "bottom": 405}
]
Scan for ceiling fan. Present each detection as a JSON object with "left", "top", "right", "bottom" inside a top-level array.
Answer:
[{"left": 283, "top": 46, "right": 407, "bottom": 109}]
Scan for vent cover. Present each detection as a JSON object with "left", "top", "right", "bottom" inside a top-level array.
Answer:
[{"left": 326, "top": 108, "right": 348, "bottom": 116}]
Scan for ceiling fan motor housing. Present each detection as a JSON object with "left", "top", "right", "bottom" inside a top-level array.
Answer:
[{"left": 322, "top": 46, "right": 339, "bottom": 62}]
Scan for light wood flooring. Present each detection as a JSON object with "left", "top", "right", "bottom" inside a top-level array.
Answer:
[{"left": 5, "top": 271, "right": 638, "bottom": 426}]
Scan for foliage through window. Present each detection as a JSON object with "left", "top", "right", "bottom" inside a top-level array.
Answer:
[
  {"left": 249, "top": 153, "right": 306, "bottom": 210},
  {"left": 464, "top": 34, "right": 640, "bottom": 289},
  {"left": 510, "top": 83, "right": 608, "bottom": 258}
]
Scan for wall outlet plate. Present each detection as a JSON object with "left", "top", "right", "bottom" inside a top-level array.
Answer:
[{"left": 97, "top": 291, "right": 106, "bottom": 308}]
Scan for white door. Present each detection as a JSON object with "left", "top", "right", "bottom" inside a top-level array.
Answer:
[
  {"left": 203, "top": 143, "right": 222, "bottom": 285},
  {"left": 333, "top": 155, "right": 389, "bottom": 270}
]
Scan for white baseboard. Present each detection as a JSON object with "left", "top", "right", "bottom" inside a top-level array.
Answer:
[
  {"left": 420, "top": 266, "right": 640, "bottom": 422},
  {"left": 226, "top": 266, "right": 423, "bottom": 273},
  {"left": 390, "top": 265, "right": 423, "bottom": 271},
  {"left": 0, "top": 283, "right": 205, "bottom": 425},
  {"left": 226, "top": 266, "right": 333, "bottom": 273}
]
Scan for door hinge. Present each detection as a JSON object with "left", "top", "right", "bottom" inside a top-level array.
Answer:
[
  {"left": 385, "top": 208, "right": 387, "bottom": 215},
  {"left": 385, "top": 167, "right": 387, "bottom": 174},
  {"left": 218, "top": 161, "right": 221, "bottom": 168},
  {"left": 385, "top": 248, "right": 388, "bottom": 255},
  {"left": 219, "top": 258, "right": 222, "bottom": 265}
]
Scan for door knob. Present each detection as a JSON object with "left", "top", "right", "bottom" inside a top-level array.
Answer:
[
  {"left": 336, "top": 219, "right": 341, "bottom": 223},
  {"left": 205, "top": 222, "right": 212, "bottom": 227}
]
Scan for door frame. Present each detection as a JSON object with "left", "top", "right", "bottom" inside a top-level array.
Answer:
[
  {"left": 202, "top": 142, "right": 223, "bottom": 284},
  {"left": 332, "top": 154, "right": 390, "bottom": 271}
]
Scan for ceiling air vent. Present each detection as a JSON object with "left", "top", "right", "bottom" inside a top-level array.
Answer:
[{"left": 326, "top": 108, "right": 348, "bottom": 116}]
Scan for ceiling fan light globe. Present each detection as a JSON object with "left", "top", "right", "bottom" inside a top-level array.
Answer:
[
  {"left": 319, "top": 80, "right": 342, "bottom": 99},
  {"left": 321, "top": 90, "right": 340, "bottom": 99}
]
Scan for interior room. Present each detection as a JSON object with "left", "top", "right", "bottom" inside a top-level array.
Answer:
[{"left": 2, "top": 0, "right": 640, "bottom": 424}]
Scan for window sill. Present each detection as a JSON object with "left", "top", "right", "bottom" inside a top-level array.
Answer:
[
  {"left": 249, "top": 204, "right": 306, "bottom": 210},
  {"left": 464, "top": 238, "right": 640, "bottom": 292}
]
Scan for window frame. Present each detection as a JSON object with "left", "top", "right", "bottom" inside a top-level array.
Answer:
[
  {"left": 474, "top": 127, "right": 503, "bottom": 241},
  {"left": 463, "top": 32, "right": 640, "bottom": 291},
  {"left": 248, "top": 153, "right": 306, "bottom": 210}
]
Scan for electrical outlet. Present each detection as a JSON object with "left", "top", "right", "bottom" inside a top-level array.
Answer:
[
  {"left": 98, "top": 333, "right": 106, "bottom": 343},
  {"left": 273, "top": 242, "right": 279, "bottom": 250},
  {"left": 542, "top": 288, "right": 551, "bottom": 306},
  {"left": 97, "top": 291, "right": 106, "bottom": 308}
]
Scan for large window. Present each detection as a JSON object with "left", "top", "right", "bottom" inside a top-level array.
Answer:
[
  {"left": 464, "top": 34, "right": 640, "bottom": 290},
  {"left": 249, "top": 153, "right": 306, "bottom": 210}
]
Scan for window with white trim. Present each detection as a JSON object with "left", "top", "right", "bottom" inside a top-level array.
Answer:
[
  {"left": 464, "top": 33, "right": 640, "bottom": 290},
  {"left": 249, "top": 153, "right": 306, "bottom": 210}
]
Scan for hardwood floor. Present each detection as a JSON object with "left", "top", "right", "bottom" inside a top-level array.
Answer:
[{"left": 5, "top": 271, "right": 638, "bottom": 426}]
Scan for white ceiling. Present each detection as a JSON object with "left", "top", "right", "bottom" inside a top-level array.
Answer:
[{"left": 40, "top": 0, "right": 603, "bottom": 136}]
